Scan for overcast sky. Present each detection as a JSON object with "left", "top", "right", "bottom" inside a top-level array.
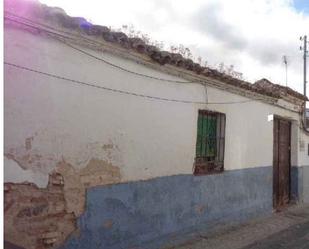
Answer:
[{"left": 39, "top": 0, "right": 309, "bottom": 94}]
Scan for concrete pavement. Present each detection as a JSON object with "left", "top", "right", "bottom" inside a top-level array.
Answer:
[
  {"left": 165, "top": 204, "right": 309, "bottom": 249},
  {"left": 243, "top": 221, "right": 309, "bottom": 249}
]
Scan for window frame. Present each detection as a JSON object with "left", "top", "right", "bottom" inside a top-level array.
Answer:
[{"left": 193, "top": 109, "right": 226, "bottom": 175}]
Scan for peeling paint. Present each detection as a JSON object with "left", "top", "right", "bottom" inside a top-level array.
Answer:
[
  {"left": 4, "top": 178, "right": 76, "bottom": 249},
  {"left": 4, "top": 156, "right": 122, "bottom": 249},
  {"left": 195, "top": 204, "right": 207, "bottom": 215},
  {"left": 103, "top": 219, "right": 114, "bottom": 229},
  {"left": 80, "top": 158, "right": 121, "bottom": 186},
  {"left": 4, "top": 148, "right": 56, "bottom": 173},
  {"left": 4, "top": 135, "right": 123, "bottom": 246},
  {"left": 25, "top": 137, "right": 33, "bottom": 151},
  {"left": 102, "top": 144, "right": 114, "bottom": 150},
  {"left": 55, "top": 159, "right": 121, "bottom": 216},
  {"left": 4, "top": 136, "right": 123, "bottom": 175},
  {"left": 4, "top": 131, "right": 123, "bottom": 188},
  {"left": 59, "top": 167, "right": 273, "bottom": 249},
  {"left": 4, "top": 156, "right": 49, "bottom": 188}
]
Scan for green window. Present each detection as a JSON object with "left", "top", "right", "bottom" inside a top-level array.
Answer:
[{"left": 194, "top": 110, "right": 226, "bottom": 175}]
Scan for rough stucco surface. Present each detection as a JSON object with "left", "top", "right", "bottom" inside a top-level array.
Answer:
[
  {"left": 302, "top": 166, "right": 309, "bottom": 203},
  {"left": 4, "top": 7, "right": 309, "bottom": 249},
  {"left": 291, "top": 166, "right": 309, "bottom": 204},
  {"left": 4, "top": 26, "right": 303, "bottom": 180},
  {"left": 59, "top": 167, "right": 273, "bottom": 249},
  {"left": 55, "top": 159, "right": 121, "bottom": 216},
  {"left": 4, "top": 159, "right": 121, "bottom": 249},
  {"left": 4, "top": 156, "right": 49, "bottom": 188},
  {"left": 4, "top": 127, "right": 123, "bottom": 187},
  {"left": 291, "top": 166, "right": 303, "bottom": 202},
  {"left": 4, "top": 176, "right": 75, "bottom": 249}
]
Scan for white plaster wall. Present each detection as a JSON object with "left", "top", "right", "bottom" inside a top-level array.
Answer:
[
  {"left": 298, "top": 131, "right": 309, "bottom": 203},
  {"left": 4, "top": 26, "right": 308, "bottom": 186},
  {"left": 4, "top": 156, "right": 49, "bottom": 187},
  {"left": 303, "top": 166, "right": 309, "bottom": 203},
  {"left": 299, "top": 130, "right": 309, "bottom": 166}
]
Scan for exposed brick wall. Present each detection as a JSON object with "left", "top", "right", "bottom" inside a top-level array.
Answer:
[
  {"left": 4, "top": 159, "right": 121, "bottom": 249},
  {"left": 4, "top": 173, "right": 76, "bottom": 249}
]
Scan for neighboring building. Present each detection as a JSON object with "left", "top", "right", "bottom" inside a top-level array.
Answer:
[
  {"left": 305, "top": 108, "right": 309, "bottom": 128},
  {"left": 4, "top": 0, "right": 309, "bottom": 248}
]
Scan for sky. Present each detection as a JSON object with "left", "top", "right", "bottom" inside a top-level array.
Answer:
[
  {"left": 39, "top": 0, "right": 309, "bottom": 94},
  {"left": 294, "top": 0, "right": 309, "bottom": 13}
]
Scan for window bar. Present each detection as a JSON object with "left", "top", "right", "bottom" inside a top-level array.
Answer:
[
  {"left": 218, "top": 114, "right": 221, "bottom": 165},
  {"left": 200, "top": 112, "right": 203, "bottom": 159},
  {"left": 214, "top": 115, "right": 217, "bottom": 161},
  {"left": 205, "top": 113, "right": 209, "bottom": 162},
  {"left": 221, "top": 115, "right": 223, "bottom": 165},
  {"left": 221, "top": 115, "right": 226, "bottom": 166}
]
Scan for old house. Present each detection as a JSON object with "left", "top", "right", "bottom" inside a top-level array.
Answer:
[{"left": 4, "top": 0, "right": 309, "bottom": 248}]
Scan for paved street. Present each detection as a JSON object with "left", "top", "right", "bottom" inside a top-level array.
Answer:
[
  {"left": 166, "top": 205, "right": 309, "bottom": 249},
  {"left": 243, "top": 221, "right": 309, "bottom": 249}
]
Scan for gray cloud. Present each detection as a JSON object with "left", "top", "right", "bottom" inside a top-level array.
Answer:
[
  {"left": 247, "top": 38, "right": 300, "bottom": 66},
  {"left": 40, "top": 0, "right": 309, "bottom": 92},
  {"left": 193, "top": 3, "right": 248, "bottom": 50},
  {"left": 192, "top": 3, "right": 299, "bottom": 68}
]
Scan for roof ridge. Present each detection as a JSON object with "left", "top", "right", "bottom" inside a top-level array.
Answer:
[{"left": 4, "top": 0, "right": 307, "bottom": 101}]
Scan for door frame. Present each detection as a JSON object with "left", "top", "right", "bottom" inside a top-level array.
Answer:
[{"left": 273, "top": 115, "right": 291, "bottom": 210}]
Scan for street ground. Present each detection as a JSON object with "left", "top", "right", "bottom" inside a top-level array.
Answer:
[
  {"left": 4, "top": 205, "right": 309, "bottom": 249},
  {"left": 165, "top": 204, "right": 309, "bottom": 249}
]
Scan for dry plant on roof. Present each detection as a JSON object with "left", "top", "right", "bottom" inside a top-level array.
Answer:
[{"left": 115, "top": 24, "right": 244, "bottom": 80}]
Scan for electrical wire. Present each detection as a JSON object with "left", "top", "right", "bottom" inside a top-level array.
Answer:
[
  {"left": 204, "top": 84, "right": 208, "bottom": 106},
  {"left": 4, "top": 12, "right": 204, "bottom": 84},
  {"left": 3, "top": 13, "right": 262, "bottom": 107},
  {"left": 57, "top": 38, "right": 201, "bottom": 84},
  {"left": 4, "top": 61, "right": 254, "bottom": 105},
  {"left": 4, "top": 12, "right": 301, "bottom": 111},
  {"left": 8, "top": 13, "right": 295, "bottom": 110}
]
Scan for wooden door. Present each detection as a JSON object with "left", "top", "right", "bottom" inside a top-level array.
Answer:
[{"left": 273, "top": 117, "right": 291, "bottom": 210}]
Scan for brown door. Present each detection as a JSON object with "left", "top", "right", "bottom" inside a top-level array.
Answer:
[{"left": 273, "top": 117, "right": 291, "bottom": 210}]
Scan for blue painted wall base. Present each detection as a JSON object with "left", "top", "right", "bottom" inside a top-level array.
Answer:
[
  {"left": 60, "top": 166, "right": 273, "bottom": 249},
  {"left": 291, "top": 166, "right": 303, "bottom": 202},
  {"left": 291, "top": 166, "right": 309, "bottom": 203}
]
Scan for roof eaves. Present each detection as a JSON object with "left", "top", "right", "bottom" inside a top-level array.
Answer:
[{"left": 5, "top": 0, "right": 307, "bottom": 102}]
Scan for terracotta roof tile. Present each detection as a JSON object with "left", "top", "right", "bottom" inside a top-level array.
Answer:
[
  {"left": 5, "top": 0, "right": 307, "bottom": 102},
  {"left": 254, "top": 79, "right": 307, "bottom": 101}
]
